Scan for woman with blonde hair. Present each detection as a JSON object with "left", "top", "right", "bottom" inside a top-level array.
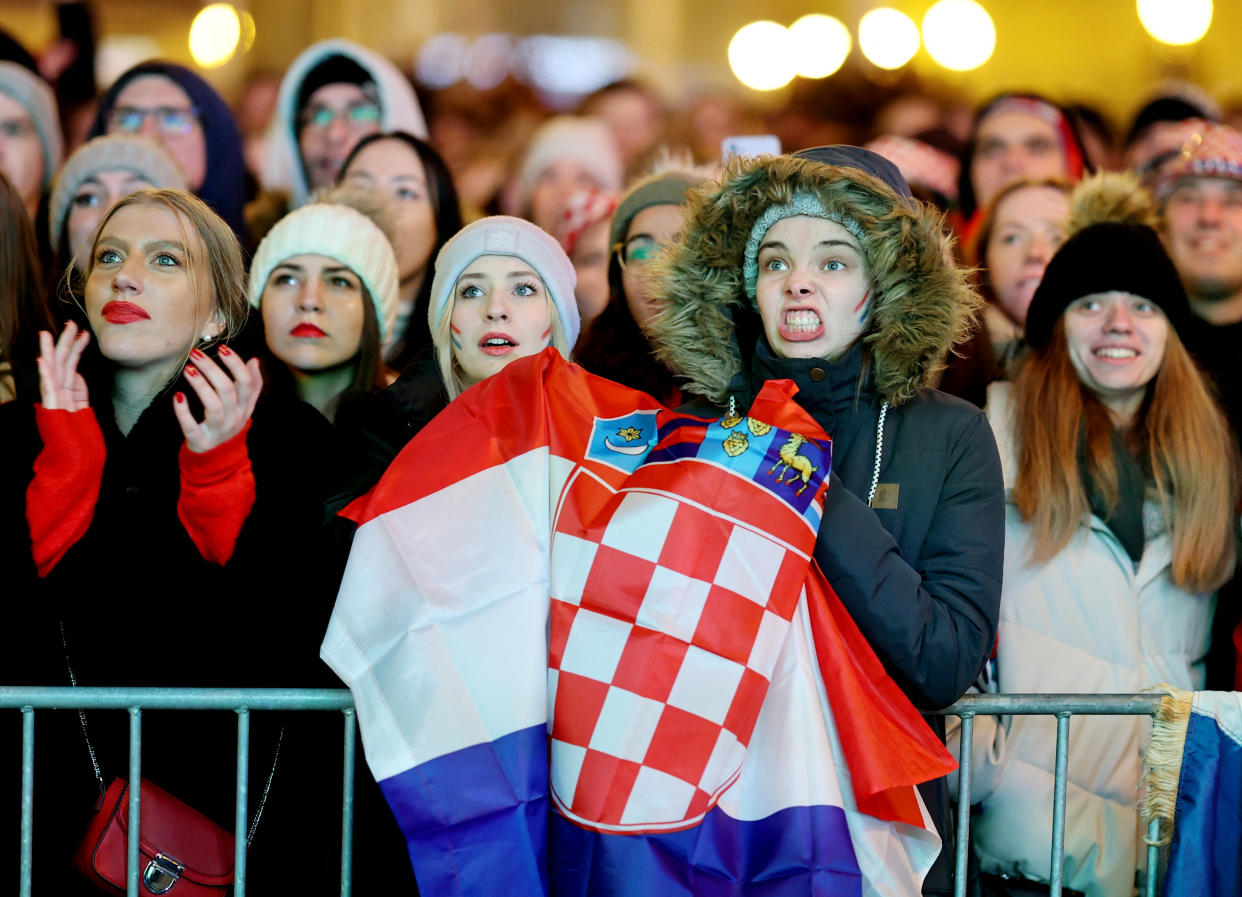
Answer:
[
  {"left": 971, "top": 174, "right": 1240, "bottom": 897},
  {"left": 20, "top": 188, "right": 340, "bottom": 892},
  {"left": 386, "top": 215, "right": 579, "bottom": 435}
]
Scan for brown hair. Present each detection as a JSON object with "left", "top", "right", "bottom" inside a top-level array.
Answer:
[
  {"left": 79, "top": 189, "right": 248, "bottom": 344},
  {"left": 1012, "top": 319, "right": 1238, "bottom": 592},
  {"left": 0, "top": 172, "right": 53, "bottom": 365}
]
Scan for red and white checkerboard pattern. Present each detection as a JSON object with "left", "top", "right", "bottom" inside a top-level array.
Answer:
[{"left": 548, "top": 469, "right": 814, "bottom": 832}]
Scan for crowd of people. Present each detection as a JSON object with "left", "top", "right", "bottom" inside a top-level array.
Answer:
[{"left": 2, "top": 20, "right": 1241, "bottom": 897}]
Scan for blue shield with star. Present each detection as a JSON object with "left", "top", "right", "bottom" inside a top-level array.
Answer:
[{"left": 585, "top": 411, "right": 659, "bottom": 473}]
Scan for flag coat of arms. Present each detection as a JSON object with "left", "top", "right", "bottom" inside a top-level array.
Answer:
[{"left": 322, "top": 349, "right": 956, "bottom": 896}]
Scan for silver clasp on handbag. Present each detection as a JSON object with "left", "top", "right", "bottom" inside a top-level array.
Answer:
[{"left": 142, "top": 853, "right": 185, "bottom": 894}]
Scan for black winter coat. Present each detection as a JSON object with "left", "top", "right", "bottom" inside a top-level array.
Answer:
[
  {"left": 711, "top": 338, "right": 1005, "bottom": 896},
  {"left": 4, "top": 365, "right": 346, "bottom": 894}
]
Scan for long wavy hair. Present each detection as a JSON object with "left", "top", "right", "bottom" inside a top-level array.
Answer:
[{"left": 1012, "top": 318, "right": 1238, "bottom": 592}]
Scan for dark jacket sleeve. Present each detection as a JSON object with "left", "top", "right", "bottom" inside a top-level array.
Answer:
[{"left": 812, "top": 410, "right": 1004, "bottom": 711}]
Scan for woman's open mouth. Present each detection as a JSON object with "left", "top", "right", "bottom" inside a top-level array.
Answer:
[
  {"left": 779, "top": 309, "right": 825, "bottom": 342},
  {"left": 480, "top": 332, "right": 519, "bottom": 356}
]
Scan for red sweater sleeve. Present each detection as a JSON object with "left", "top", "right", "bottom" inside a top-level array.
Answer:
[
  {"left": 26, "top": 405, "right": 107, "bottom": 578},
  {"left": 177, "top": 421, "right": 255, "bottom": 566}
]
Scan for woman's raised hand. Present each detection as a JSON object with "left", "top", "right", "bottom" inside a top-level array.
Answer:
[
  {"left": 37, "top": 323, "right": 91, "bottom": 412},
  {"left": 173, "top": 345, "right": 263, "bottom": 453}
]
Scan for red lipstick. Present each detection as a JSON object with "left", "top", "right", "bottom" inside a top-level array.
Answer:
[
  {"left": 100, "top": 300, "right": 150, "bottom": 324},
  {"left": 291, "top": 323, "right": 327, "bottom": 338}
]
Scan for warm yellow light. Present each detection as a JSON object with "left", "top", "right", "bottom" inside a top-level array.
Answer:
[
  {"left": 728, "top": 21, "right": 797, "bottom": 92},
  {"left": 188, "top": 4, "right": 241, "bottom": 69},
  {"left": 922, "top": 0, "right": 995, "bottom": 71},
  {"left": 1137, "top": 0, "right": 1212, "bottom": 46},
  {"left": 858, "top": 8, "right": 920, "bottom": 71},
  {"left": 788, "top": 14, "right": 851, "bottom": 79}
]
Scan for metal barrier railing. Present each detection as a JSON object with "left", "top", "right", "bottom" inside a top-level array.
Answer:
[
  {"left": 936, "top": 693, "right": 1165, "bottom": 897},
  {"left": 0, "top": 686, "right": 356, "bottom": 897},
  {"left": 5, "top": 688, "right": 1166, "bottom": 896}
]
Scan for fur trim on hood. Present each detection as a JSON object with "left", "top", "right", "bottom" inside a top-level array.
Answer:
[
  {"left": 260, "top": 39, "right": 428, "bottom": 207},
  {"left": 648, "top": 154, "right": 982, "bottom": 407}
]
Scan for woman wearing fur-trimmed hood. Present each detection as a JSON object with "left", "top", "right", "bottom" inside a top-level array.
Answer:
[{"left": 649, "top": 149, "right": 1005, "bottom": 895}]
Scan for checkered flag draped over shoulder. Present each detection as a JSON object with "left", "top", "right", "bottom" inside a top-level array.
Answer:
[{"left": 548, "top": 407, "right": 831, "bottom": 833}]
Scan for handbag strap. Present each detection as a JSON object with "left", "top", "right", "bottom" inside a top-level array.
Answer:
[{"left": 59, "top": 619, "right": 281, "bottom": 847}]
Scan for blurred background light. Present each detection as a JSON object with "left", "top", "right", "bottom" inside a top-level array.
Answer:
[
  {"left": 416, "top": 33, "right": 468, "bottom": 89},
  {"left": 922, "top": 0, "right": 996, "bottom": 71},
  {"left": 188, "top": 3, "right": 241, "bottom": 69},
  {"left": 1137, "top": 0, "right": 1212, "bottom": 46},
  {"left": 789, "top": 14, "right": 851, "bottom": 79},
  {"left": 518, "top": 35, "right": 633, "bottom": 97},
  {"left": 728, "top": 21, "right": 797, "bottom": 91},
  {"left": 858, "top": 8, "right": 920, "bottom": 71},
  {"left": 463, "top": 33, "right": 514, "bottom": 90}
]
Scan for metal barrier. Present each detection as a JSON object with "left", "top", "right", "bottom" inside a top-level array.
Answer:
[
  {"left": 0, "top": 686, "right": 356, "bottom": 897},
  {"left": 936, "top": 692, "right": 1165, "bottom": 897},
  {"left": 4, "top": 688, "right": 1166, "bottom": 896}
]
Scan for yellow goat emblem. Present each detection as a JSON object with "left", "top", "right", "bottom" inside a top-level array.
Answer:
[{"left": 767, "top": 434, "right": 817, "bottom": 496}]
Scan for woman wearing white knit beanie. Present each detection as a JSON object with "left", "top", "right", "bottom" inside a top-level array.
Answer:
[
  {"left": 248, "top": 187, "right": 399, "bottom": 420},
  {"left": 427, "top": 214, "right": 579, "bottom": 399},
  {"left": 508, "top": 116, "right": 623, "bottom": 235}
]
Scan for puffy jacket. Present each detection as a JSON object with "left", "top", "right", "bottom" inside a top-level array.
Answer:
[
  {"left": 649, "top": 153, "right": 1005, "bottom": 894},
  {"left": 966, "top": 381, "right": 1214, "bottom": 897}
]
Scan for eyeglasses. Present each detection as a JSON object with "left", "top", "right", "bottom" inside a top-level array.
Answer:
[
  {"left": 107, "top": 106, "right": 200, "bottom": 137},
  {"left": 299, "top": 102, "right": 382, "bottom": 133},
  {"left": 614, "top": 236, "right": 663, "bottom": 270}
]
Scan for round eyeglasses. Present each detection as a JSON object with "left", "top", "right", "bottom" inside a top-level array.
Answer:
[
  {"left": 107, "top": 106, "right": 200, "bottom": 137},
  {"left": 614, "top": 236, "right": 663, "bottom": 270},
  {"left": 299, "top": 102, "right": 382, "bottom": 133}
]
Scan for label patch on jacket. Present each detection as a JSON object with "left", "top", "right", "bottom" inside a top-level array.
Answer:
[{"left": 870, "top": 483, "right": 899, "bottom": 510}]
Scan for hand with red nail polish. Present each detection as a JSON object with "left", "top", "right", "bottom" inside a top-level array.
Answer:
[{"left": 173, "top": 346, "right": 263, "bottom": 453}]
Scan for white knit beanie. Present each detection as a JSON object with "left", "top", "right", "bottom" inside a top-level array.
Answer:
[
  {"left": 48, "top": 136, "right": 188, "bottom": 255},
  {"left": 248, "top": 203, "right": 400, "bottom": 342},
  {"left": 512, "top": 116, "right": 623, "bottom": 218},
  {"left": 429, "top": 215, "right": 580, "bottom": 350},
  {"left": 0, "top": 61, "right": 62, "bottom": 192}
]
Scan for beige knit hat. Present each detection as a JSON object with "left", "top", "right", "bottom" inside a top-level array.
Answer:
[
  {"left": 48, "top": 135, "right": 188, "bottom": 255},
  {"left": 248, "top": 202, "right": 400, "bottom": 342}
]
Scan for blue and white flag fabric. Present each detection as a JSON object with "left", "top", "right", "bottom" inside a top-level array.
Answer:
[
  {"left": 322, "top": 349, "right": 955, "bottom": 897},
  {"left": 1146, "top": 688, "right": 1242, "bottom": 896}
]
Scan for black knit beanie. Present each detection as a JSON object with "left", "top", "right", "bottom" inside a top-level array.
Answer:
[
  {"left": 1024, "top": 222, "right": 1191, "bottom": 349},
  {"left": 296, "top": 55, "right": 374, "bottom": 114}
]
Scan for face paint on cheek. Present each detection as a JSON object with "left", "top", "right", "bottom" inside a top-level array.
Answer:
[
  {"left": 855, "top": 288, "right": 872, "bottom": 326},
  {"left": 449, "top": 322, "right": 463, "bottom": 350},
  {"left": 541, "top": 325, "right": 552, "bottom": 344}
]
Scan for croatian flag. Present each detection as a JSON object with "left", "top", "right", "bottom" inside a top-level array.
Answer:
[
  {"left": 1153, "top": 690, "right": 1242, "bottom": 896},
  {"left": 322, "top": 349, "right": 955, "bottom": 897}
]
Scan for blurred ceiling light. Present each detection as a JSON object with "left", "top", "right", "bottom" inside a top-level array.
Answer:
[
  {"left": 1137, "top": 0, "right": 1212, "bottom": 46},
  {"left": 465, "top": 34, "right": 514, "bottom": 90},
  {"left": 188, "top": 3, "right": 241, "bottom": 69},
  {"left": 858, "top": 8, "right": 920, "bottom": 71},
  {"left": 922, "top": 0, "right": 995, "bottom": 71},
  {"left": 519, "top": 36, "right": 633, "bottom": 97},
  {"left": 789, "top": 14, "right": 851, "bottom": 79},
  {"left": 728, "top": 21, "right": 797, "bottom": 91},
  {"left": 416, "top": 33, "right": 468, "bottom": 89}
]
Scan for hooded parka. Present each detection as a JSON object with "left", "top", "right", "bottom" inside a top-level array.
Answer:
[{"left": 650, "top": 154, "right": 1005, "bottom": 894}]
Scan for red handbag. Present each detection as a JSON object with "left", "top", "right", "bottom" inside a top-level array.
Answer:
[{"left": 72, "top": 777, "right": 234, "bottom": 895}]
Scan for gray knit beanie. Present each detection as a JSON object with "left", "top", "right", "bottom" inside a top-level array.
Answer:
[
  {"left": 0, "top": 61, "right": 62, "bottom": 192},
  {"left": 741, "top": 190, "right": 867, "bottom": 299},
  {"left": 429, "top": 215, "right": 580, "bottom": 350},
  {"left": 249, "top": 203, "right": 400, "bottom": 342},
  {"left": 48, "top": 136, "right": 188, "bottom": 255}
]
